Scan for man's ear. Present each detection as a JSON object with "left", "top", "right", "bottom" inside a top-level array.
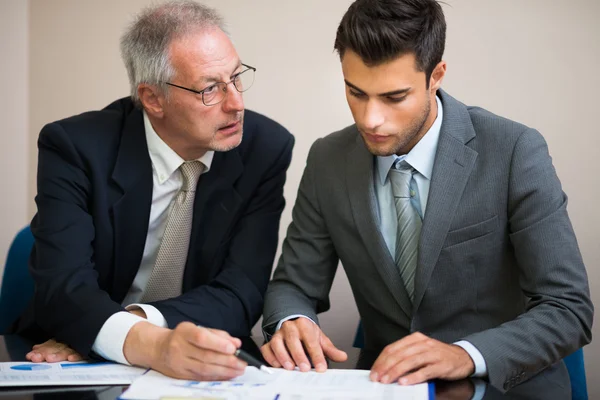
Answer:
[
  {"left": 429, "top": 61, "right": 447, "bottom": 93},
  {"left": 138, "top": 84, "right": 165, "bottom": 118}
]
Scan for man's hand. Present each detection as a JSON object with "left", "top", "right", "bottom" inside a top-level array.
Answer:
[
  {"left": 26, "top": 339, "right": 85, "bottom": 363},
  {"left": 124, "top": 321, "right": 246, "bottom": 381},
  {"left": 370, "top": 332, "right": 475, "bottom": 385},
  {"left": 260, "top": 318, "right": 347, "bottom": 372}
]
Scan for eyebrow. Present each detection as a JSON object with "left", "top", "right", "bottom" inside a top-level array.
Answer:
[
  {"left": 198, "top": 60, "right": 243, "bottom": 85},
  {"left": 344, "top": 80, "right": 411, "bottom": 97}
]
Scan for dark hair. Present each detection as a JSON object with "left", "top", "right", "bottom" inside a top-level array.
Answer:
[{"left": 334, "top": 0, "right": 446, "bottom": 86}]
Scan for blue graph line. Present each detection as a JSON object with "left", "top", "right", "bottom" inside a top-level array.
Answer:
[
  {"left": 10, "top": 364, "right": 52, "bottom": 371},
  {"left": 59, "top": 362, "right": 113, "bottom": 369}
]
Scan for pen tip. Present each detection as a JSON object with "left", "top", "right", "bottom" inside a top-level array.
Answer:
[{"left": 261, "top": 366, "right": 273, "bottom": 374}]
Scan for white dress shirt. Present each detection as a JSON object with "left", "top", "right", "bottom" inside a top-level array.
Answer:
[
  {"left": 277, "top": 97, "right": 488, "bottom": 389},
  {"left": 91, "top": 111, "right": 214, "bottom": 364}
]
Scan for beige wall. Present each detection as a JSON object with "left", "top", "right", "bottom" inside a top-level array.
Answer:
[
  {"left": 0, "top": 0, "right": 29, "bottom": 287},
  {"left": 19, "top": 0, "right": 600, "bottom": 393}
]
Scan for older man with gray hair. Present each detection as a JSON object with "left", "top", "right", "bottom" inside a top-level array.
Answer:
[{"left": 13, "top": 1, "right": 294, "bottom": 381}]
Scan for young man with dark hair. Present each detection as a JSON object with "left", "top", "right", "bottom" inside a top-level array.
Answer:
[{"left": 261, "top": 0, "right": 592, "bottom": 393}]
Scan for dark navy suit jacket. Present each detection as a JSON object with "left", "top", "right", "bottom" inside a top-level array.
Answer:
[{"left": 15, "top": 97, "right": 294, "bottom": 356}]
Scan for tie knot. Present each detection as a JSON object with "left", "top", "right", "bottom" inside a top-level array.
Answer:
[
  {"left": 393, "top": 159, "right": 413, "bottom": 173},
  {"left": 180, "top": 161, "right": 204, "bottom": 192},
  {"left": 389, "top": 160, "right": 414, "bottom": 199}
]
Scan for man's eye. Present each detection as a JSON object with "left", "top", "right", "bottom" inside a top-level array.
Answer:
[
  {"left": 203, "top": 85, "right": 217, "bottom": 94},
  {"left": 387, "top": 96, "right": 407, "bottom": 103},
  {"left": 350, "top": 90, "right": 366, "bottom": 98}
]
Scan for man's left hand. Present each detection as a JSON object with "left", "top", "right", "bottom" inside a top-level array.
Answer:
[
  {"left": 26, "top": 339, "right": 85, "bottom": 363},
  {"left": 370, "top": 332, "right": 475, "bottom": 385}
]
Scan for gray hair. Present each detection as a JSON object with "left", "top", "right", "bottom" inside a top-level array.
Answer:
[{"left": 120, "top": 0, "right": 228, "bottom": 107}]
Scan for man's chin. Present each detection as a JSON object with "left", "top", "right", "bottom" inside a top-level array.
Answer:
[
  {"left": 210, "top": 130, "right": 243, "bottom": 152},
  {"left": 362, "top": 137, "right": 398, "bottom": 157}
]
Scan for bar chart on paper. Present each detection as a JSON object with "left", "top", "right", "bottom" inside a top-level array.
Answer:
[{"left": 0, "top": 361, "right": 146, "bottom": 386}]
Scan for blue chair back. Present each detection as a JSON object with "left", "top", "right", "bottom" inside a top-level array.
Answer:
[
  {"left": 563, "top": 349, "right": 588, "bottom": 400},
  {"left": 353, "top": 321, "right": 588, "bottom": 399},
  {"left": 0, "top": 226, "right": 35, "bottom": 333}
]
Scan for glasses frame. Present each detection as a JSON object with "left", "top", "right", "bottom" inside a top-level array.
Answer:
[{"left": 163, "top": 63, "right": 256, "bottom": 106}]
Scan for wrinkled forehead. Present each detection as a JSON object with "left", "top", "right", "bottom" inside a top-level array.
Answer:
[{"left": 169, "top": 27, "right": 241, "bottom": 85}]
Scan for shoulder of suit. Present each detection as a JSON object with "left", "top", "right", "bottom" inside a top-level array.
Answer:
[
  {"left": 238, "top": 109, "right": 294, "bottom": 154},
  {"left": 43, "top": 96, "right": 137, "bottom": 142},
  {"left": 37, "top": 97, "right": 138, "bottom": 162},
  {"left": 310, "top": 124, "right": 358, "bottom": 153},
  {"left": 466, "top": 104, "right": 533, "bottom": 143}
]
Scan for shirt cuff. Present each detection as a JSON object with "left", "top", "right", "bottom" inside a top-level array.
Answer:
[
  {"left": 126, "top": 304, "right": 168, "bottom": 328},
  {"left": 454, "top": 340, "right": 488, "bottom": 377},
  {"left": 91, "top": 311, "right": 147, "bottom": 365},
  {"left": 275, "top": 314, "right": 317, "bottom": 331}
]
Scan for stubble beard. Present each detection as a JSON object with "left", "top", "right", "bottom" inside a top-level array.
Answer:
[
  {"left": 208, "top": 112, "right": 244, "bottom": 152},
  {"left": 362, "top": 100, "right": 431, "bottom": 157}
]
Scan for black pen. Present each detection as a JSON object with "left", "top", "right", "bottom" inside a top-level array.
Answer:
[{"left": 234, "top": 348, "right": 273, "bottom": 374}]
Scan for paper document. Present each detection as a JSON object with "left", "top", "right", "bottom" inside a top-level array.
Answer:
[
  {"left": 0, "top": 361, "right": 147, "bottom": 386},
  {"left": 121, "top": 367, "right": 431, "bottom": 400}
]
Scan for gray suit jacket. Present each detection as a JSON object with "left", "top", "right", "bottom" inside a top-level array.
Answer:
[{"left": 263, "top": 90, "right": 593, "bottom": 392}]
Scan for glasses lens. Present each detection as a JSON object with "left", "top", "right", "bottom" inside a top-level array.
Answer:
[
  {"left": 203, "top": 83, "right": 226, "bottom": 106},
  {"left": 234, "top": 68, "right": 255, "bottom": 93}
]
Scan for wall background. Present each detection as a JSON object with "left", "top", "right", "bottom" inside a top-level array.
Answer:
[
  {"left": 0, "top": 0, "right": 29, "bottom": 291},
  {"left": 1, "top": 0, "right": 598, "bottom": 393}
]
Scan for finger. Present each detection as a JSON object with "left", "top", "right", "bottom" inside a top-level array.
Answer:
[
  {"left": 269, "top": 334, "right": 296, "bottom": 370},
  {"left": 260, "top": 343, "right": 281, "bottom": 368},
  {"left": 207, "top": 328, "right": 242, "bottom": 349},
  {"left": 321, "top": 334, "right": 348, "bottom": 363},
  {"left": 380, "top": 350, "right": 436, "bottom": 384},
  {"left": 184, "top": 362, "right": 245, "bottom": 382},
  {"left": 398, "top": 364, "right": 438, "bottom": 386},
  {"left": 183, "top": 348, "right": 246, "bottom": 380},
  {"left": 67, "top": 353, "right": 85, "bottom": 362},
  {"left": 371, "top": 336, "right": 430, "bottom": 379},
  {"left": 301, "top": 335, "right": 327, "bottom": 372},
  {"left": 381, "top": 332, "right": 427, "bottom": 356},
  {"left": 37, "top": 342, "right": 68, "bottom": 359},
  {"left": 47, "top": 348, "right": 78, "bottom": 363},
  {"left": 184, "top": 340, "right": 246, "bottom": 371},
  {"left": 180, "top": 324, "right": 237, "bottom": 355},
  {"left": 26, "top": 352, "right": 41, "bottom": 362},
  {"left": 283, "top": 332, "right": 312, "bottom": 372},
  {"left": 372, "top": 347, "right": 429, "bottom": 383}
]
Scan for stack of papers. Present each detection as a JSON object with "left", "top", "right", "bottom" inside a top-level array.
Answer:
[
  {"left": 0, "top": 361, "right": 432, "bottom": 399},
  {"left": 0, "top": 361, "right": 146, "bottom": 386},
  {"left": 121, "top": 367, "right": 432, "bottom": 400}
]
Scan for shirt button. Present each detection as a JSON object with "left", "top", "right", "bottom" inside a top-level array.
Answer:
[{"left": 410, "top": 190, "right": 416, "bottom": 197}]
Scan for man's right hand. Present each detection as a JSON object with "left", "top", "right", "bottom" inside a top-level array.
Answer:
[
  {"left": 124, "top": 321, "right": 247, "bottom": 381},
  {"left": 260, "top": 318, "right": 347, "bottom": 372}
]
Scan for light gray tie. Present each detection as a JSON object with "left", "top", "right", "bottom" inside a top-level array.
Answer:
[
  {"left": 389, "top": 160, "right": 422, "bottom": 302},
  {"left": 141, "top": 161, "right": 204, "bottom": 303}
]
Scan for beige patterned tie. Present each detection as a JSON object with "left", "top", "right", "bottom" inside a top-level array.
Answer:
[
  {"left": 141, "top": 161, "right": 204, "bottom": 302},
  {"left": 389, "top": 160, "right": 422, "bottom": 302}
]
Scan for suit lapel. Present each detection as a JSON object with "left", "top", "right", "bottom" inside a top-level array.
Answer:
[
  {"left": 412, "top": 91, "right": 478, "bottom": 311},
  {"left": 108, "top": 109, "right": 153, "bottom": 302},
  {"left": 346, "top": 132, "right": 413, "bottom": 319},
  {"left": 182, "top": 149, "right": 243, "bottom": 288}
]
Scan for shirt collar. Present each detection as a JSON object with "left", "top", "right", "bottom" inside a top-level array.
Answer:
[
  {"left": 376, "top": 95, "right": 443, "bottom": 185},
  {"left": 143, "top": 111, "right": 214, "bottom": 184}
]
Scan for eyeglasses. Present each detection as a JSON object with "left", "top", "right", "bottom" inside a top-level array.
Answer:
[{"left": 163, "top": 63, "right": 256, "bottom": 106}]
